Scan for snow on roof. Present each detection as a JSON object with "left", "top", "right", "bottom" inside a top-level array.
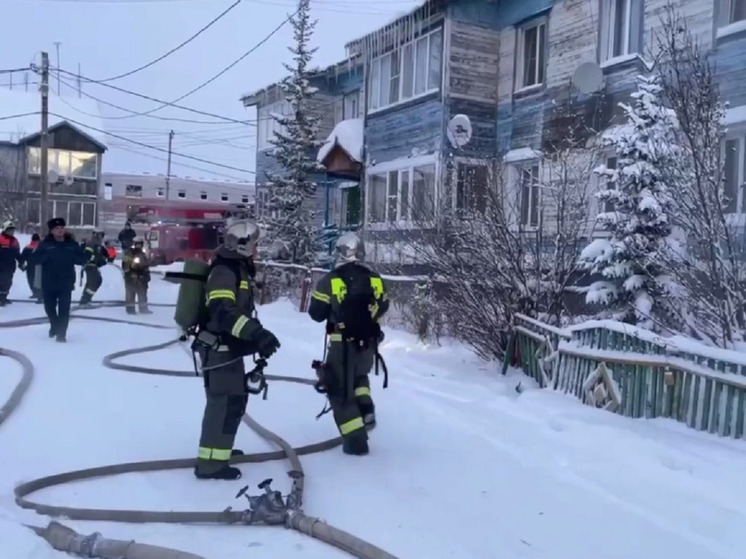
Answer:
[
  {"left": 0, "top": 87, "right": 107, "bottom": 146},
  {"left": 503, "top": 147, "right": 542, "bottom": 163},
  {"left": 317, "top": 118, "right": 364, "bottom": 164}
]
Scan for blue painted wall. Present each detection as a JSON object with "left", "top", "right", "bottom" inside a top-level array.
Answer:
[{"left": 365, "top": 96, "right": 444, "bottom": 164}]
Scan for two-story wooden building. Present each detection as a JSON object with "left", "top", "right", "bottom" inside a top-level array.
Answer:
[
  {"left": 0, "top": 88, "right": 107, "bottom": 235},
  {"left": 240, "top": 56, "right": 364, "bottom": 255}
]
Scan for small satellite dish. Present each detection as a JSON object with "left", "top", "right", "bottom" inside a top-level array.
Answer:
[
  {"left": 572, "top": 61, "right": 604, "bottom": 94},
  {"left": 447, "top": 114, "right": 473, "bottom": 148},
  {"left": 63, "top": 175, "right": 74, "bottom": 186},
  {"left": 47, "top": 170, "right": 59, "bottom": 184}
]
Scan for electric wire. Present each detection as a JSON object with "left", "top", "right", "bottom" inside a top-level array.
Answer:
[
  {"left": 0, "top": 67, "right": 31, "bottom": 74},
  {"left": 50, "top": 112, "right": 255, "bottom": 174},
  {"left": 95, "top": 0, "right": 245, "bottom": 82},
  {"left": 53, "top": 7, "right": 297, "bottom": 121}
]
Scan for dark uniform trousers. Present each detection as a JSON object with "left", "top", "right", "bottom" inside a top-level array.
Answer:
[
  {"left": 81, "top": 265, "right": 102, "bottom": 303},
  {"left": 325, "top": 334, "right": 375, "bottom": 443},
  {"left": 124, "top": 276, "right": 149, "bottom": 312},
  {"left": 195, "top": 345, "right": 248, "bottom": 476},
  {"left": 44, "top": 289, "right": 72, "bottom": 337}
]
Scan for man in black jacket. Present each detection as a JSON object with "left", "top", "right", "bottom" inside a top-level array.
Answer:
[
  {"left": 30, "top": 217, "right": 87, "bottom": 342},
  {"left": 118, "top": 222, "right": 136, "bottom": 252}
]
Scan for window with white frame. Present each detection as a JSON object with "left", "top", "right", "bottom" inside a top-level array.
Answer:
[
  {"left": 156, "top": 187, "right": 165, "bottom": 197},
  {"left": 200, "top": 191, "right": 208, "bottom": 200},
  {"left": 177, "top": 189, "right": 186, "bottom": 199},
  {"left": 455, "top": 161, "right": 489, "bottom": 212},
  {"left": 241, "top": 194, "right": 249, "bottom": 204},
  {"left": 368, "top": 27, "right": 443, "bottom": 112},
  {"left": 39, "top": 199, "right": 96, "bottom": 227},
  {"left": 257, "top": 100, "right": 292, "bottom": 151},
  {"left": 367, "top": 163, "right": 436, "bottom": 224},
  {"left": 516, "top": 19, "right": 546, "bottom": 90},
  {"left": 221, "top": 193, "right": 229, "bottom": 202},
  {"left": 723, "top": 134, "right": 746, "bottom": 213},
  {"left": 726, "top": 0, "right": 746, "bottom": 25},
  {"left": 344, "top": 91, "right": 360, "bottom": 119},
  {"left": 519, "top": 163, "right": 541, "bottom": 227},
  {"left": 599, "top": 0, "right": 643, "bottom": 62},
  {"left": 28, "top": 147, "right": 98, "bottom": 179},
  {"left": 603, "top": 156, "right": 618, "bottom": 213}
]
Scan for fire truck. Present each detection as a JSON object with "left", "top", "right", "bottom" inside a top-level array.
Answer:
[{"left": 131, "top": 204, "right": 250, "bottom": 265}]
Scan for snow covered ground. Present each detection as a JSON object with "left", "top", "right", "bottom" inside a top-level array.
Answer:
[{"left": 2, "top": 263, "right": 746, "bottom": 558}]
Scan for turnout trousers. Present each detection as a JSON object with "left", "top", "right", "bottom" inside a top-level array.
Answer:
[
  {"left": 324, "top": 338, "right": 375, "bottom": 452},
  {"left": 195, "top": 346, "right": 248, "bottom": 476},
  {"left": 80, "top": 266, "right": 102, "bottom": 304},
  {"left": 124, "top": 276, "right": 149, "bottom": 313},
  {"left": 44, "top": 289, "right": 72, "bottom": 337}
]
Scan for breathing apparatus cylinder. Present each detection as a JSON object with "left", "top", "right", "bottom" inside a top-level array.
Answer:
[{"left": 173, "top": 259, "right": 211, "bottom": 334}]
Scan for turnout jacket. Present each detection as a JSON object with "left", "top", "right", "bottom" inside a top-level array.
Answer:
[
  {"left": 308, "top": 262, "right": 389, "bottom": 339},
  {"left": 83, "top": 242, "right": 110, "bottom": 268},
  {"left": 0, "top": 232, "right": 22, "bottom": 273},
  {"left": 122, "top": 248, "right": 151, "bottom": 281},
  {"left": 203, "top": 247, "right": 262, "bottom": 349}
]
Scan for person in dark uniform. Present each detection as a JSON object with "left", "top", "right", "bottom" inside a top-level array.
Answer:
[
  {"left": 20, "top": 233, "right": 42, "bottom": 302},
  {"left": 308, "top": 232, "right": 389, "bottom": 456},
  {"left": 118, "top": 221, "right": 136, "bottom": 252},
  {"left": 79, "top": 229, "right": 109, "bottom": 307},
  {"left": 29, "top": 217, "right": 87, "bottom": 342},
  {"left": 193, "top": 219, "right": 281, "bottom": 480}
]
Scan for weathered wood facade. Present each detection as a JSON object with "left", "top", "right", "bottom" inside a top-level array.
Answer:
[{"left": 0, "top": 121, "right": 106, "bottom": 233}]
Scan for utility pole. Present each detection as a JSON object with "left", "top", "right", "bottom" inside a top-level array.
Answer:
[
  {"left": 53, "top": 42, "right": 61, "bottom": 94},
  {"left": 166, "top": 130, "right": 174, "bottom": 199},
  {"left": 40, "top": 51, "right": 50, "bottom": 230}
]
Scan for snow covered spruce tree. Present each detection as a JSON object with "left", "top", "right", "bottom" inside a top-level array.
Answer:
[
  {"left": 265, "top": 0, "right": 324, "bottom": 265},
  {"left": 579, "top": 75, "right": 683, "bottom": 330}
]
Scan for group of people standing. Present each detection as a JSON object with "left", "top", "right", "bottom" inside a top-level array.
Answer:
[{"left": 0, "top": 218, "right": 153, "bottom": 342}]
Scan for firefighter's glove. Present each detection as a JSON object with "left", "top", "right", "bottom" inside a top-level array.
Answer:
[{"left": 255, "top": 327, "right": 281, "bottom": 359}]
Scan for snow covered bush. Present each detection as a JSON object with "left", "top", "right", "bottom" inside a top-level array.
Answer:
[
  {"left": 579, "top": 74, "right": 684, "bottom": 330},
  {"left": 265, "top": 0, "right": 324, "bottom": 265}
]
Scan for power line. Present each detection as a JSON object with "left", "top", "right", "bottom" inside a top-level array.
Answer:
[
  {"left": 0, "top": 111, "right": 39, "bottom": 121},
  {"left": 53, "top": 8, "right": 295, "bottom": 121},
  {"left": 50, "top": 112, "right": 255, "bottom": 174},
  {"left": 54, "top": 72, "right": 252, "bottom": 125},
  {"left": 0, "top": 67, "right": 30, "bottom": 74},
  {"left": 95, "top": 0, "right": 244, "bottom": 82}
]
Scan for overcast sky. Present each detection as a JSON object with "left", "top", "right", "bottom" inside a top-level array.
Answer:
[{"left": 0, "top": 0, "right": 420, "bottom": 184}]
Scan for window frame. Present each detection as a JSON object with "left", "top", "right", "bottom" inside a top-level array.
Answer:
[
  {"left": 155, "top": 187, "right": 165, "bottom": 198},
  {"left": 365, "top": 157, "right": 438, "bottom": 229},
  {"left": 454, "top": 159, "right": 490, "bottom": 213},
  {"left": 515, "top": 18, "right": 547, "bottom": 92},
  {"left": 599, "top": 0, "right": 644, "bottom": 64},
  {"left": 722, "top": 130, "right": 746, "bottom": 217},
  {"left": 27, "top": 146, "right": 98, "bottom": 180},
  {"left": 221, "top": 193, "right": 229, "bottom": 202},
  {"left": 200, "top": 191, "right": 208, "bottom": 201},
  {"left": 34, "top": 199, "right": 96, "bottom": 227},
  {"left": 367, "top": 26, "right": 444, "bottom": 114},
  {"left": 177, "top": 189, "right": 186, "bottom": 199},
  {"left": 257, "top": 99, "right": 292, "bottom": 151},
  {"left": 125, "top": 184, "right": 143, "bottom": 198},
  {"left": 517, "top": 162, "right": 541, "bottom": 229}
]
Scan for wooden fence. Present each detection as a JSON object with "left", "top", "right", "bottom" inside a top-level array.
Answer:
[{"left": 504, "top": 313, "right": 746, "bottom": 440}]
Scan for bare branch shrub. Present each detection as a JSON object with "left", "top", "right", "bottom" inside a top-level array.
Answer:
[{"left": 653, "top": 3, "right": 746, "bottom": 346}]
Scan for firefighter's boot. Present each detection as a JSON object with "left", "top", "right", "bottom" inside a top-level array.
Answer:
[{"left": 193, "top": 464, "right": 242, "bottom": 480}]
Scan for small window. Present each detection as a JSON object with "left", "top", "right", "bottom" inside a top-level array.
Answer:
[
  {"left": 241, "top": 195, "right": 249, "bottom": 204},
  {"left": 517, "top": 21, "right": 546, "bottom": 89},
  {"left": 456, "top": 162, "right": 489, "bottom": 212},
  {"left": 599, "top": 0, "right": 642, "bottom": 62},
  {"left": 723, "top": 136, "right": 746, "bottom": 214},
  {"left": 730, "top": 0, "right": 746, "bottom": 24},
  {"left": 177, "top": 190, "right": 186, "bottom": 199},
  {"left": 603, "top": 156, "right": 618, "bottom": 213},
  {"left": 519, "top": 164, "right": 541, "bottom": 227},
  {"left": 221, "top": 193, "right": 229, "bottom": 202},
  {"left": 155, "top": 187, "right": 165, "bottom": 197},
  {"left": 200, "top": 191, "right": 208, "bottom": 200},
  {"left": 125, "top": 184, "right": 142, "bottom": 198}
]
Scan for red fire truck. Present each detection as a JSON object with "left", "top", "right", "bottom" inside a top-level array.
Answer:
[{"left": 131, "top": 204, "right": 249, "bottom": 265}]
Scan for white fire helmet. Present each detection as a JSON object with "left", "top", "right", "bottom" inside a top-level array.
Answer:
[
  {"left": 335, "top": 232, "right": 365, "bottom": 264},
  {"left": 225, "top": 218, "right": 260, "bottom": 258}
]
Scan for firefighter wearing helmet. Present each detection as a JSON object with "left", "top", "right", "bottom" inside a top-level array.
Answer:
[
  {"left": 122, "top": 236, "right": 152, "bottom": 314},
  {"left": 307, "top": 232, "right": 390, "bottom": 456},
  {"left": 192, "top": 218, "right": 280, "bottom": 480},
  {"left": 79, "top": 229, "right": 109, "bottom": 307},
  {"left": 0, "top": 220, "right": 22, "bottom": 306}
]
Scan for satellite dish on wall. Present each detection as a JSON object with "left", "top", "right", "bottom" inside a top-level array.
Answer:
[
  {"left": 447, "top": 114, "right": 473, "bottom": 148},
  {"left": 63, "top": 175, "right": 74, "bottom": 186},
  {"left": 572, "top": 61, "right": 604, "bottom": 94},
  {"left": 47, "top": 170, "right": 59, "bottom": 184}
]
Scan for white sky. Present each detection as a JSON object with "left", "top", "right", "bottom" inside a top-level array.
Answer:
[{"left": 0, "top": 0, "right": 421, "bottom": 184}]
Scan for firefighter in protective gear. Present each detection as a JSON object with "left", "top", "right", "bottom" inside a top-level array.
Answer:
[
  {"left": 122, "top": 237, "right": 151, "bottom": 314},
  {"left": 0, "top": 220, "right": 22, "bottom": 306},
  {"left": 79, "top": 229, "right": 109, "bottom": 307},
  {"left": 193, "top": 219, "right": 281, "bottom": 480},
  {"left": 308, "top": 232, "right": 389, "bottom": 456}
]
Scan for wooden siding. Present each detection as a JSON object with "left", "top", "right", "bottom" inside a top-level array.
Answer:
[
  {"left": 24, "top": 123, "right": 104, "bottom": 153},
  {"left": 446, "top": 97, "right": 497, "bottom": 157},
  {"left": 448, "top": 19, "right": 500, "bottom": 102},
  {"left": 365, "top": 96, "right": 444, "bottom": 165},
  {"left": 545, "top": 0, "right": 597, "bottom": 90}
]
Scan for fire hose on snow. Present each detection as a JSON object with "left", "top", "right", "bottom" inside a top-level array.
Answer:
[{"left": 0, "top": 309, "right": 401, "bottom": 559}]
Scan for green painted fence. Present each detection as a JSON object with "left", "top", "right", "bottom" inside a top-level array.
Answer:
[{"left": 503, "top": 313, "right": 746, "bottom": 440}]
